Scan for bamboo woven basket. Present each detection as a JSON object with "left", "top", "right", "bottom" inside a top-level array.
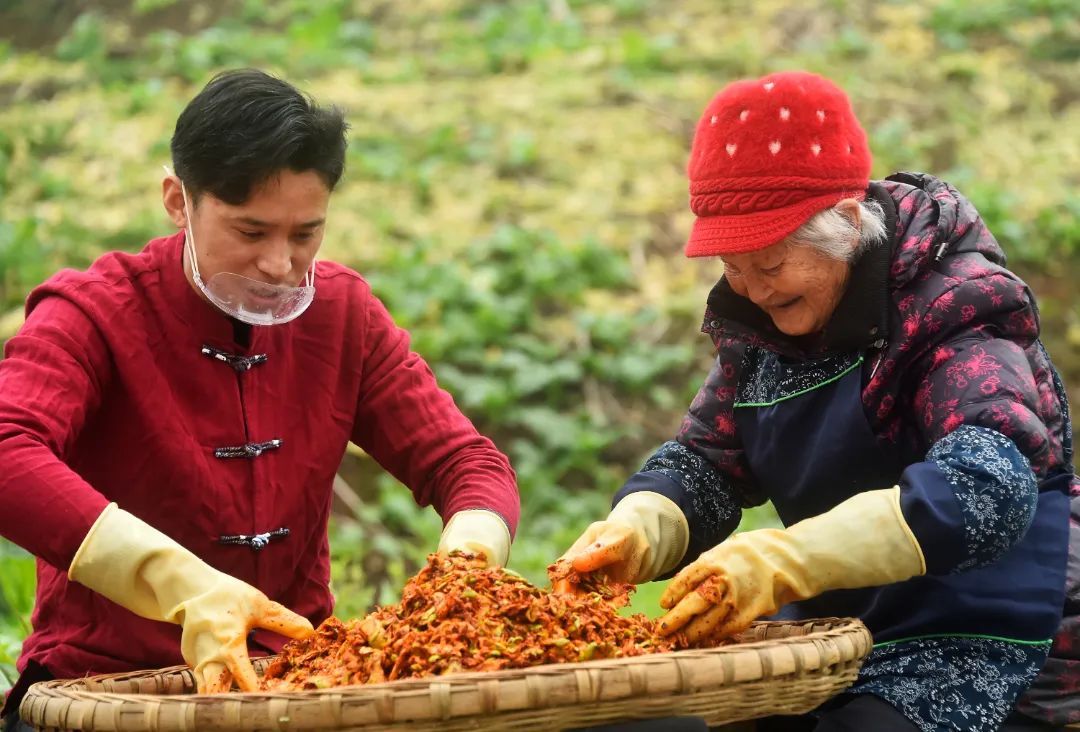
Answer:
[{"left": 21, "top": 617, "right": 871, "bottom": 732}]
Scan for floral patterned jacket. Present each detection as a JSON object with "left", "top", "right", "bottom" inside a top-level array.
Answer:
[{"left": 614, "top": 172, "right": 1079, "bottom": 724}]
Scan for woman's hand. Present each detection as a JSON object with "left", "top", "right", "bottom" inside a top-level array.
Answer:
[
  {"left": 559, "top": 520, "right": 645, "bottom": 585},
  {"left": 657, "top": 488, "right": 926, "bottom": 643},
  {"left": 555, "top": 492, "right": 690, "bottom": 589},
  {"left": 657, "top": 531, "right": 798, "bottom": 643}
]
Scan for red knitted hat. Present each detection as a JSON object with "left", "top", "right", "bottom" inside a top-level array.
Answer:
[{"left": 685, "top": 71, "right": 872, "bottom": 258}]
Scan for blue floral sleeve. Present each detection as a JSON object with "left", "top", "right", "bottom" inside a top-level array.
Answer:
[{"left": 900, "top": 424, "right": 1039, "bottom": 574}]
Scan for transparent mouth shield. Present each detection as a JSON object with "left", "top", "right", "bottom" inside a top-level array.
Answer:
[
  {"left": 190, "top": 263, "right": 315, "bottom": 327},
  {"left": 165, "top": 166, "right": 316, "bottom": 326}
]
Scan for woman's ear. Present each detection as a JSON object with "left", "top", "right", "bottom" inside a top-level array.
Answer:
[
  {"left": 162, "top": 174, "right": 189, "bottom": 229},
  {"left": 834, "top": 197, "right": 862, "bottom": 252}
]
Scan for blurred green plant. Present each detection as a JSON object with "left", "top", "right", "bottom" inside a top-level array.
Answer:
[
  {"left": 929, "top": 0, "right": 1079, "bottom": 59},
  {"left": 0, "top": 542, "right": 35, "bottom": 688}
]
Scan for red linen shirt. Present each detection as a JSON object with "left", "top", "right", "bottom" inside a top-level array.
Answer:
[{"left": 0, "top": 231, "right": 519, "bottom": 680}]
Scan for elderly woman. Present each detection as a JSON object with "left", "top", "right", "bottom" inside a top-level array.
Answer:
[{"left": 561, "top": 71, "right": 1077, "bottom": 731}]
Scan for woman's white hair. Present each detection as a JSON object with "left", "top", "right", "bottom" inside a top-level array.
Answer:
[{"left": 787, "top": 198, "right": 887, "bottom": 262}]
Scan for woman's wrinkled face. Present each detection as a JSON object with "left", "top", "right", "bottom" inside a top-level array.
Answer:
[
  {"left": 721, "top": 239, "right": 852, "bottom": 336},
  {"left": 164, "top": 170, "right": 330, "bottom": 292}
]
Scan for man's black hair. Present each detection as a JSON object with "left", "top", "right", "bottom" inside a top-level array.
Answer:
[{"left": 170, "top": 69, "right": 348, "bottom": 204}]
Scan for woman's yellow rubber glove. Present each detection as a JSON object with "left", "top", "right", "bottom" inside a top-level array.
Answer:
[
  {"left": 558, "top": 492, "right": 690, "bottom": 584},
  {"left": 68, "top": 504, "right": 314, "bottom": 693},
  {"left": 658, "top": 487, "right": 926, "bottom": 643},
  {"left": 437, "top": 509, "right": 512, "bottom": 567}
]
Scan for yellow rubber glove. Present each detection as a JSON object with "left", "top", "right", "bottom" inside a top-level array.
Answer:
[
  {"left": 437, "top": 509, "right": 512, "bottom": 567},
  {"left": 559, "top": 492, "right": 690, "bottom": 584},
  {"left": 658, "top": 487, "right": 926, "bottom": 642},
  {"left": 69, "top": 504, "right": 314, "bottom": 693}
]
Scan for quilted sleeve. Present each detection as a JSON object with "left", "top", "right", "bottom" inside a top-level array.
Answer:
[
  {"left": 613, "top": 343, "right": 761, "bottom": 572},
  {"left": 897, "top": 271, "right": 1054, "bottom": 574}
]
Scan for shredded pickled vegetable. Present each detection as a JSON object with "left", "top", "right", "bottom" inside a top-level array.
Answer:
[{"left": 261, "top": 552, "right": 709, "bottom": 691}]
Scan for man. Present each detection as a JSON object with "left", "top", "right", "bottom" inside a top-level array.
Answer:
[{"left": 0, "top": 69, "right": 518, "bottom": 729}]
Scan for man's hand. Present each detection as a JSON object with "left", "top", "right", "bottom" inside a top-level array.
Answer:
[
  {"left": 173, "top": 572, "right": 316, "bottom": 692},
  {"left": 438, "top": 509, "right": 512, "bottom": 567},
  {"left": 69, "top": 504, "right": 314, "bottom": 693}
]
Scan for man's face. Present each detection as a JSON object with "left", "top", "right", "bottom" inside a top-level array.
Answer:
[{"left": 165, "top": 170, "right": 330, "bottom": 293}]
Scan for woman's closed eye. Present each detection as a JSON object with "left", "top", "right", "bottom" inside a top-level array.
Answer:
[{"left": 760, "top": 264, "right": 783, "bottom": 276}]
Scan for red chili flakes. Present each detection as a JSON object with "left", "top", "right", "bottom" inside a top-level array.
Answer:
[{"left": 262, "top": 552, "right": 710, "bottom": 691}]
